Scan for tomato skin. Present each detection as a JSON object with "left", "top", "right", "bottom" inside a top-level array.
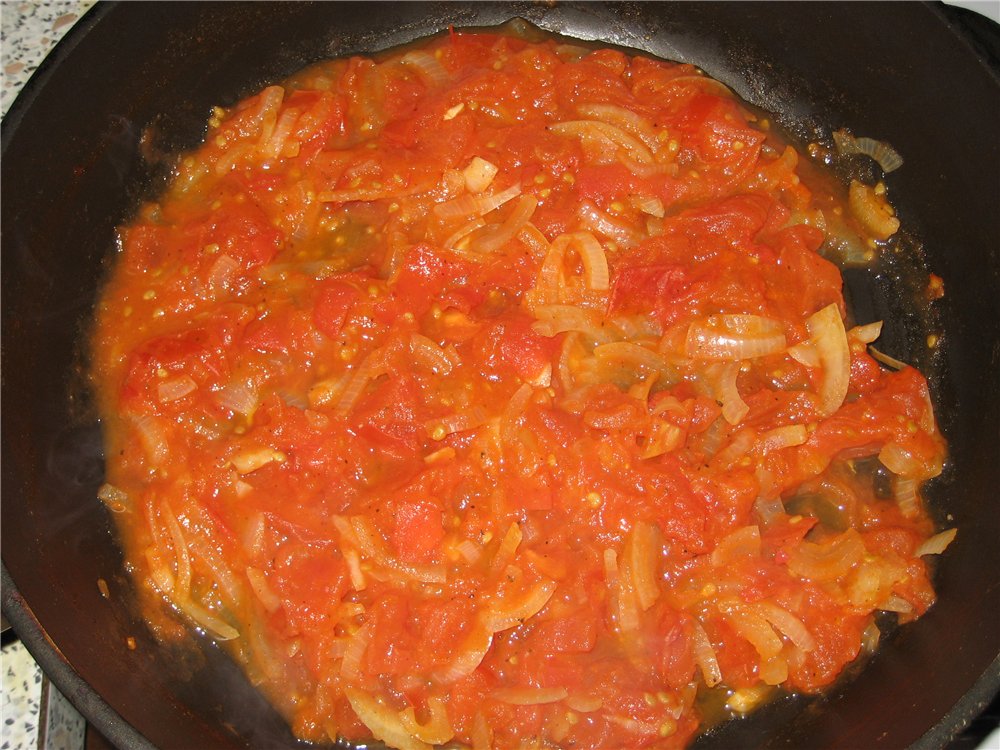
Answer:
[
  {"left": 574, "top": 164, "right": 641, "bottom": 203},
  {"left": 352, "top": 374, "right": 427, "bottom": 454},
  {"left": 476, "top": 315, "right": 558, "bottom": 383},
  {"left": 391, "top": 500, "right": 445, "bottom": 565},
  {"left": 656, "top": 608, "right": 697, "bottom": 689},
  {"left": 365, "top": 595, "right": 416, "bottom": 677},
  {"left": 532, "top": 615, "right": 598, "bottom": 653},
  {"left": 313, "top": 278, "right": 359, "bottom": 339}
]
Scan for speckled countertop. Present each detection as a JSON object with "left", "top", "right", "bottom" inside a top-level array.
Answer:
[
  {"left": 2, "top": 2, "right": 95, "bottom": 745},
  {"left": 2, "top": 3, "right": 998, "bottom": 750}
]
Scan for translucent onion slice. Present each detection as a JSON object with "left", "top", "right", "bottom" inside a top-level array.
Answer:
[
  {"left": 755, "top": 424, "right": 809, "bottom": 455},
  {"left": 629, "top": 194, "right": 665, "bottom": 218},
  {"left": 433, "top": 183, "right": 521, "bottom": 220},
  {"left": 435, "top": 623, "right": 493, "bottom": 683},
  {"left": 916, "top": 528, "right": 957, "bottom": 556},
  {"left": 848, "top": 321, "right": 883, "bottom": 345},
  {"left": 577, "top": 103, "right": 659, "bottom": 149},
  {"left": 624, "top": 521, "right": 662, "bottom": 611},
  {"left": 409, "top": 333, "right": 454, "bottom": 375},
  {"left": 490, "top": 522, "right": 523, "bottom": 573},
  {"left": 400, "top": 50, "right": 449, "bottom": 87},
  {"left": 156, "top": 375, "right": 197, "bottom": 404},
  {"left": 345, "top": 687, "right": 432, "bottom": 750},
  {"left": 341, "top": 623, "right": 372, "bottom": 679},
  {"left": 470, "top": 195, "right": 538, "bottom": 254},
  {"left": 531, "top": 305, "right": 610, "bottom": 342},
  {"left": 177, "top": 599, "right": 240, "bottom": 642},
  {"left": 691, "top": 620, "right": 722, "bottom": 687},
  {"left": 246, "top": 567, "right": 282, "bottom": 612},
  {"left": 833, "top": 129, "right": 903, "bottom": 173},
  {"left": 849, "top": 180, "right": 900, "bottom": 240},
  {"left": 685, "top": 315, "right": 786, "bottom": 361},
  {"left": 710, "top": 363, "right": 749, "bottom": 426},
  {"left": 463, "top": 156, "right": 499, "bottom": 193},
  {"left": 753, "top": 601, "right": 816, "bottom": 652},
  {"left": 550, "top": 120, "right": 655, "bottom": 164},
  {"left": 805, "top": 303, "right": 851, "bottom": 417},
  {"left": 349, "top": 516, "right": 446, "bottom": 584},
  {"left": 132, "top": 414, "right": 170, "bottom": 466},
  {"left": 571, "top": 231, "right": 610, "bottom": 290},
  {"left": 577, "top": 200, "right": 642, "bottom": 250},
  {"left": 97, "top": 483, "right": 131, "bottom": 514},
  {"left": 482, "top": 580, "right": 557, "bottom": 632},
  {"left": 399, "top": 697, "right": 454, "bottom": 745}
]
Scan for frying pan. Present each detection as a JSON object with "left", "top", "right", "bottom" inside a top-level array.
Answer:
[{"left": 3, "top": 3, "right": 998, "bottom": 748}]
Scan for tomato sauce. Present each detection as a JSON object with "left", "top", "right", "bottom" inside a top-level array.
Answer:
[{"left": 92, "top": 29, "right": 949, "bottom": 750}]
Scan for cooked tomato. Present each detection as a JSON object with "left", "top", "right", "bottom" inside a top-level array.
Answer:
[{"left": 91, "top": 29, "right": 948, "bottom": 750}]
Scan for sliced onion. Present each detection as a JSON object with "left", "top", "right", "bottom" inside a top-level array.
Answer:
[
  {"left": 230, "top": 447, "right": 286, "bottom": 475},
  {"left": 577, "top": 200, "right": 642, "bottom": 250},
  {"left": 463, "top": 156, "right": 499, "bottom": 194},
  {"left": 531, "top": 305, "right": 609, "bottom": 341},
  {"left": 176, "top": 599, "right": 240, "bottom": 641},
  {"left": 629, "top": 194, "right": 665, "bottom": 218},
  {"left": 483, "top": 580, "right": 557, "bottom": 632},
  {"left": 787, "top": 341, "right": 820, "bottom": 368},
  {"left": 550, "top": 120, "right": 654, "bottom": 164},
  {"left": 318, "top": 179, "right": 436, "bottom": 204},
  {"left": 685, "top": 315, "right": 786, "bottom": 361},
  {"left": 517, "top": 222, "right": 551, "bottom": 259},
  {"left": 691, "top": 620, "right": 722, "bottom": 687},
  {"left": 132, "top": 414, "right": 169, "bottom": 466},
  {"left": 443, "top": 217, "right": 486, "bottom": 251},
  {"left": 833, "top": 129, "right": 903, "bottom": 173},
  {"left": 879, "top": 442, "right": 924, "bottom": 478},
  {"left": 470, "top": 195, "right": 538, "bottom": 254},
  {"left": 755, "top": 425, "right": 808, "bottom": 455},
  {"left": 490, "top": 522, "right": 523, "bottom": 573},
  {"left": 571, "top": 231, "right": 610, "bottom": 290},
  {"left": 350, "top": 516, "right": 446, "bottom": 584},
  {"left": 753, "top": 601, "right": 816, "bottom": 652},
  {"left": 710, "top": 363, "right": 749, "bottom": 426},
  {"left": 399, "top": 697, "right": 454, "bottom": 745},
  {"left": 711, "top": 525, "right": 761, "bottom": 565},
  {"left": 409, "top": 333, "right": 454, "bottom": 375},
  {"left": 156, "top": 375, "right": 198, "bottom": 404},
  {"left": 435, "top": 624, "right": 493, "bottom": 683},
  {"left": 624, "top": 521, "right": 662, "bottom": 611},
  {"left": 805, "top": 303, "right": 850, "bottom": 417},
  {"left": 577, "top": 103, "right": 659, "bottom": 150},
  {"left": 261, "top": 106, "right": 301, "bottom": 160},
  {"left": 345, "top": 687, "right": 430, "bottom": 750},
  {"left": 892, "top": 475, "right": 920, "bottom": 518},
  {"left": 341, "top": 623, "right": 372, "bottom": 679},
  {"left": 216, "top": 378, "right": 259, "bottom": 416},
  {"left": 401, "top": 50, "right": 449, "bottom": 87},
  {"left": 246, "top": 566, "right": 282, "bottom": 612},
  {"left": 433, "top": 183, "right": 521, "bottom": 220},
  {"left": 426, "top": 406, "right": 488, "bottom": 439},
  {"left": 206, "top": 253, "right": 241, "bottom": 293},
  {"left": 916, "top": 528, "right": 957, "bottom": 556},
  {"left": 97, "top": 483, "right": 131, "bottom": 514},
  {"left": 593, "top": 341, "right": 669, "bottom": 375},
  {"left": 254, "top": 85, "right": 286, "bottom": 144},
  {"left": 848, "top": 321, "right": 883, "bottom": 345},
  {"left": 786, "top": 529, "right": 866, "bottom": 582},
  {"left": 849, "top": 180, "right": 900, "bottom": 240}
]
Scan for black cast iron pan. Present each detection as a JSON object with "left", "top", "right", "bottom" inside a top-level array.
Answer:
[{"left": 3, "top": 3, "right": 999, "bottom": 748}]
